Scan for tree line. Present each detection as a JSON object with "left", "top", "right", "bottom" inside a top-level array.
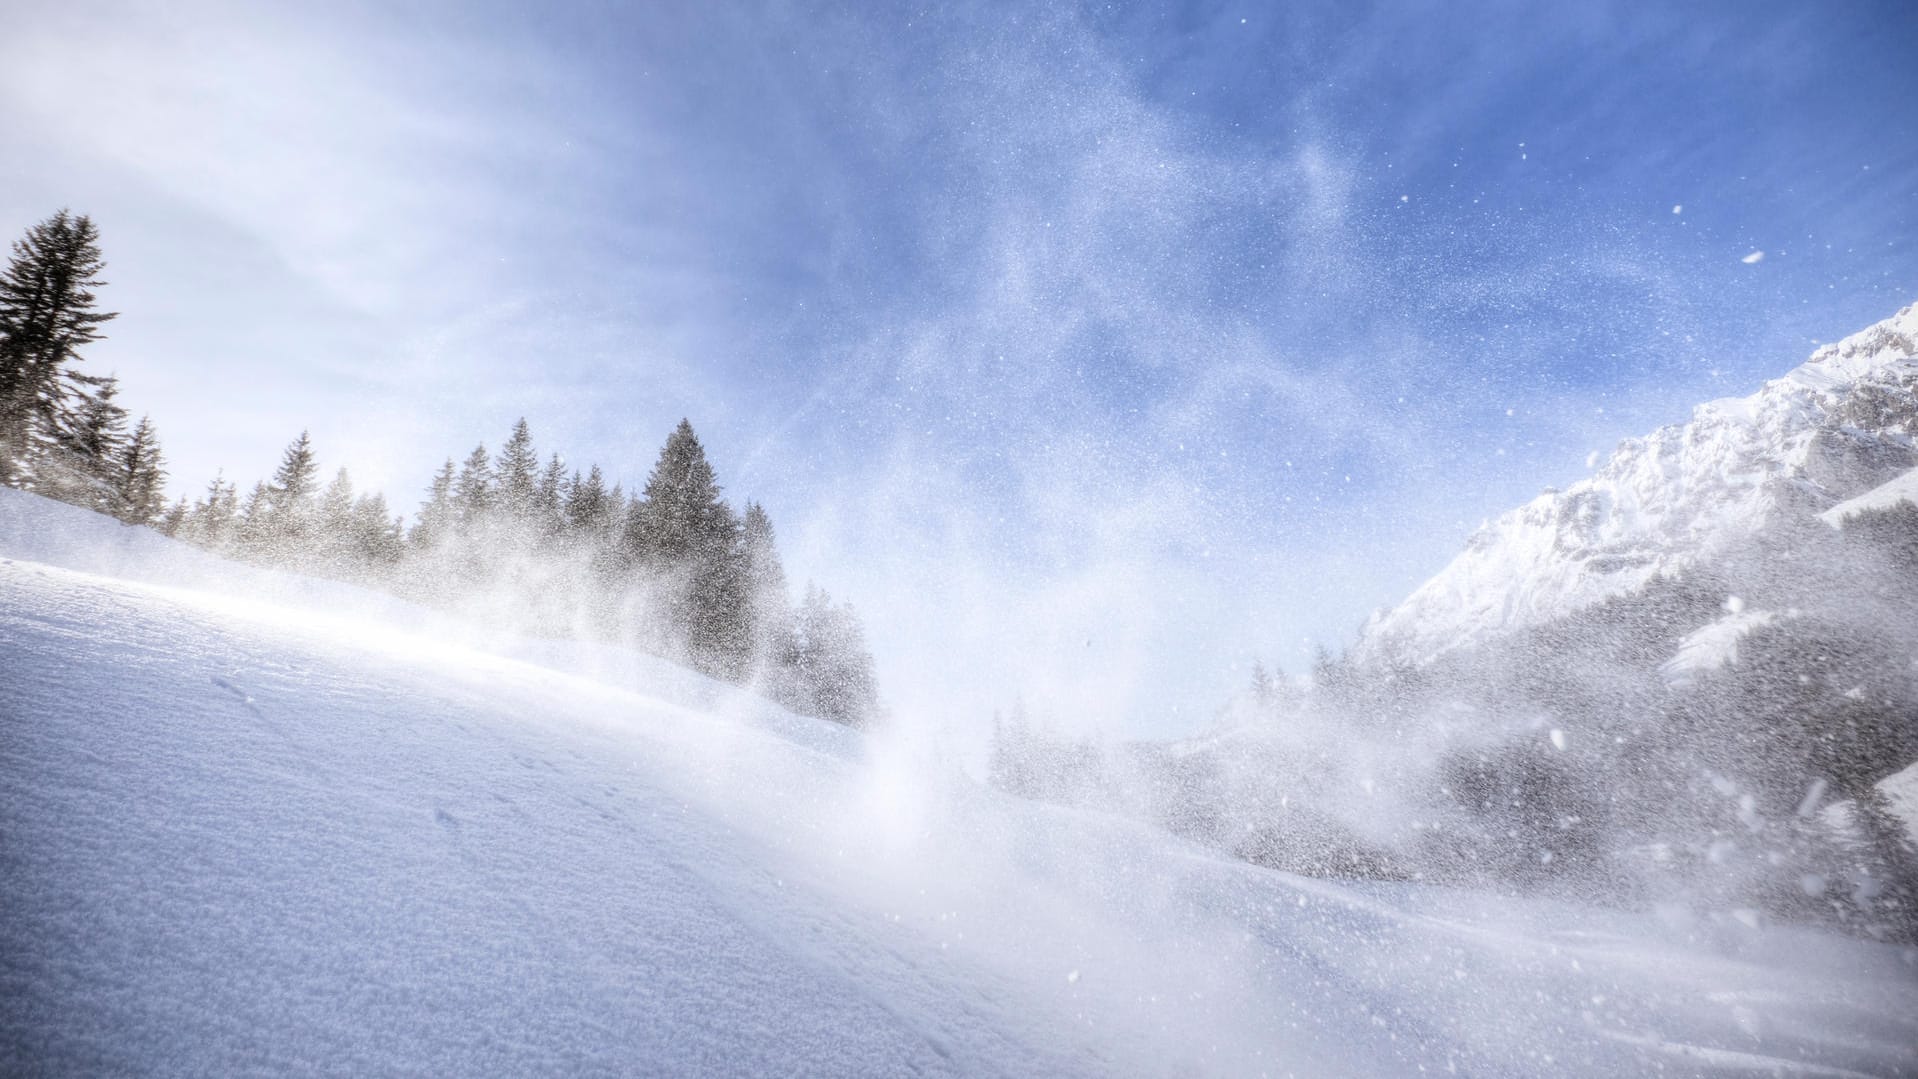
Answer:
[{"left": 0, "top": 209, "right": 878, "bottom": 728}]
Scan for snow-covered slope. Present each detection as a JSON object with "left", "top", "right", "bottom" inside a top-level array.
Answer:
[
  {"left": 1821, "top": 463, "right": 1918, "bottom": 525},
  {"left": 1361, "top": 302, "right": 1918, "bottom": 664},
  {"left": 4, "top": 492, "right": 1918, "bottom": 1075}
]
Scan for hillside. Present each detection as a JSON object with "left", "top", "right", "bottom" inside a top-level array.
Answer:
[{"left": 5, "top": 489, "right": 1917, "bottom": 1075}]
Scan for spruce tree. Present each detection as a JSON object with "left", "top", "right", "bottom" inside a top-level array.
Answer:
[
  {"left": 495, "top": 419, "right": 538, "bottom": 522},
  {"left": 632, "top": 420, "right": 748, "bottom": 676},
  {"left": 268, "top": 431, "right": 320, "bottom": 509},
  {"left": 453, "top": 443, "right": 492, "bottom": 527},
  {"left": 157, "top": 496, "right": 188, "bottom": 536},
  {"left": 410, "top": 459, "right": 456, "bottom": 547},
  {"left": 564, "top": 465, "right": 612, "bottom": 536},
  {"left": 181, "top": 472, "right": 238, "bottom": 548},
  {"left": 42, "top": 374, "right": 127, "bottom": 509},
  {"left": 316, "top": 468, "right": 356, "bottom": 572},
  {"left": 534, "top": 452, "right": 566, "bottom": 533},
  {"left": 112, "top": 414, "right": 167, "bottom": 525},
  {"left": 741, "top": 501, "right": 794, "bottom": 669},
  {"left": 784, "top": 583, "right": 879, "bottom": 727},
  {"left": 0, "top": 210, "right": 117, "bottom": 486}
]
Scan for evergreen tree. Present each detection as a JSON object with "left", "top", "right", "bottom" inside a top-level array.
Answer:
[
  {"left": 410, "top": 459, "right": 456, "bottom": 547},
  {"left": 0, "top": 210, "right": 117, "bottom": 486},
  {"left": 181, "top": 471, "right": 238, "bottom": 548},
  {"left": 41, "top": 374, "right": 127, "bottom": 509},
  {"left": 534, "top": 452, "right": 566, "bottom": 534},
  {"left": 740, "top": 501, "right": 794, "bottom": 668},
  {"left": 111, "top": 414, "right": 167, "bottom": 525},
  {"left": 783, "top": 583, "right": 879, "bottom": 727},
  {"left": 349, "top": 491, "right": 403, "bottom": 571},
  {"left": 564, "top": 465, "right": 613, "bottom": 536},
  {"left": 452, "top": 443, "right": 492, "bottom": 527},
  {"left": 157, "top": 496, "right": 188, "bottom": 536},
  {"left": 268, "top": 431, "right": 320, "bottom": 510},
  {"left": 236, "top": 480, "right": 271, "bottom": 551},
  {"left": 1250, "top": 660, "right": 1275, "bottom": 707},
  {"left": 494, "top": 419, "right": 538, "bottom": 522},
  {"left": 315, "top": 468, "right": 356, "bottom": 572},
  {"left": 632, "top": 420, "right": 749, "bottom": 676}
]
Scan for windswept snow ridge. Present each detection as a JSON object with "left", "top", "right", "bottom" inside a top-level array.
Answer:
[
  {"left": 1361, "top": 302, "right": 1918, "bottom": 664},
  {"left": 3, "top": 493, "right": 1917, "bottom": 1074}
]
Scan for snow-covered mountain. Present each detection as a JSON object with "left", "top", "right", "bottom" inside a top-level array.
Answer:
[{"left": 1360, "top": 301, "right": 1918, "bottom": 665}]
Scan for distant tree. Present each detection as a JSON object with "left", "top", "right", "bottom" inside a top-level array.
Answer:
[
  {"left": 179, "top": 472, "right": 239, "bottom": 548},
  {"left": 410, "top": 459, "right": 457, "bottom": 547},
  {"left": 782, "top": 583, "right": 879, "bottom": 727},
  {"left": 0, "top": 210, "right": 117, "bottom": 487},
  {"left": 740, "top": 501, "right": 794, "bottom": 670},
  {"left": 1250, "top": 660, "right": 1275, "bottom": 707},
  {"left": 349, "top": 491, "right": 403, "bottom": 571},
  {"left": 564, "top": 465, "right": 613, "bottom": 536},
  {"left": 495, "top": 419, "right": 538, "bottom": 522},
  {"left": 631, "top": 420, "right": 748, "bottom": 676},
  {"left": 315, "top": 467, "right": 357, "bottom": 572},
  {"left": 452, "top": 443, "right": 492, "bottom": 528},
  {"left": 267, "top": 431, "right": 319, "bottom": 510},
  {"left": 111, "top": 414, "right": 167, "bottom": 525},
  {"left": 157, "top": 495, "right": 188, "bottom": 536},
  {"left": 235, "top": 480, "right": 271, "bottom": 551},
  {"left": 534, "top": 452, "right": 566, "bottom": 534}
]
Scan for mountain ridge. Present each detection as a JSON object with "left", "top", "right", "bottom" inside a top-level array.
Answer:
[{"left": 1359, "top": 300, "right": 1918, "bottom": 665}]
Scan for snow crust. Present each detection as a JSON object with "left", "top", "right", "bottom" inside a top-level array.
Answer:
[
  {"left": 1362, "top": 303, "right": 1918, "bottom": 664},
  {"left": 4, "top": 491, "right": 1917, "bottom": 1074}
]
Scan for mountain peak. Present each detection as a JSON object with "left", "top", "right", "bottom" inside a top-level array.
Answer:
[{"left": 1358, "top": 300, "right": 1918, "bottom": 666}]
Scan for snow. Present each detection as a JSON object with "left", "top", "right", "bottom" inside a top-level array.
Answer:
[
  {"left": 4, "top": 491, "right": 1918, "bottom": 1075},
  {"left": 1661, "top": 607, "right": 1782, "bottom": 685},
  {"left": 1361, "top": 301, "right": 1918, "bottom": 665},
  {"left": 1820, "top": 464, "right": 1918, "bottom": 526}
]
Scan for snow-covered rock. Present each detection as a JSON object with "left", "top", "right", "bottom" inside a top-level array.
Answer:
[
  {"left": 1361, "top": 302, "right": 1918, "bottom": 664},
  {"left": 1820, "top": 463, "right": 1918, "bottom": 526},
  {"left": 1661, "top": 605, "right": 1786, "bottom": 686}
]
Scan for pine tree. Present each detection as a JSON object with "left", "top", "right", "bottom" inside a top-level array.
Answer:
[
  {"left": 180, "top": 471, "right": 238, "bottom": 547},
  {"left": 741, "top": 501, "right": 794, "bottom": 669},
  {"left": 453, "top": 443, "right": 492, "bottom": 527},
  {"left": 1250, "top": 660, "right": 1275, "bottom": 708},
  {"left": 349, "top": 492, "right": 403, "bottom": 571},
  {"left": 564, "top": 465, "right": 612, "bottom": 536},
  {"left": 631, "top": 420, "right": 748, "bottom": 676},
  {"left": 783, "top": 583, "right": 879, "bottom": 727},
  {"left": 41, "top": 374, "right": 128, "bottom": 510},
  {"left": 534, "top": 452, "right": 566, "bottom": 534},
  {"left": 410, "top": 459, "right": 456, "bottom": 547},
  {"left": 0, "top": 210, "right": 117, "bottom": 486},
  {"left": 494, "top": 419, "right": 538, "bottom": 522},
  {"left": 111, "top": 414, "right": 167, "bottom": 525},
  {"left": 157, "top": 496, "right": 188, "bottom": 536},
  {"left": 268, "top": 431, "right": 319, "bottom": 510},
  {"left": 315, "top": 468, "right": 356, "bottom": 573},
  {"left": 236, "top": 480, "right": 271, "bottom": 552}
]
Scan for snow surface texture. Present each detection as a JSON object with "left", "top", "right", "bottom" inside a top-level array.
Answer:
[
  {"left": 1362, "top": 302, "right": 1918, "bottom": 665},
  {"left": 4, "top": 490, "right": 1918, "bottom": 1076}
]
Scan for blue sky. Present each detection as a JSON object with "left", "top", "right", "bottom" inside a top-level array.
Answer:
[{"left": 4, "top": 0, "right": 1915, "bottom": 738}]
